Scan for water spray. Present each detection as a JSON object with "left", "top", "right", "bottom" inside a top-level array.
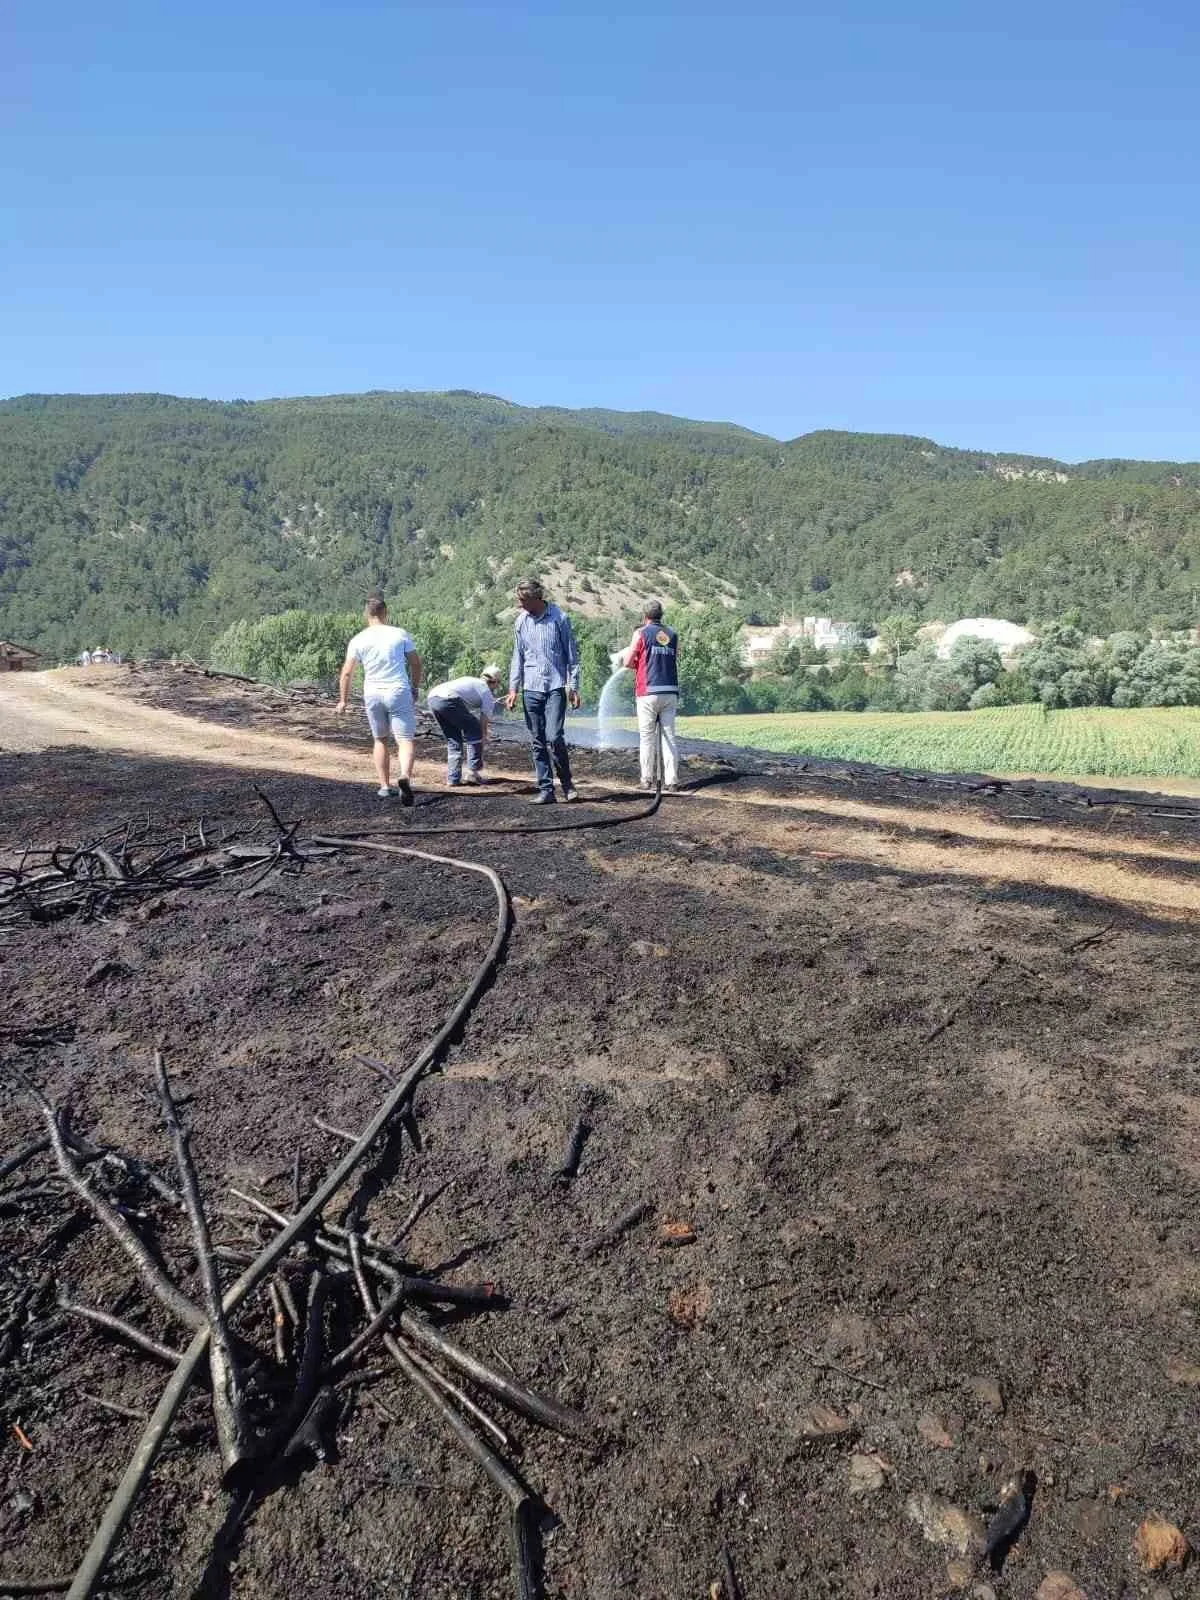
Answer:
[{"left": 597, "top": 650, "right": 633, "bottom": 750}]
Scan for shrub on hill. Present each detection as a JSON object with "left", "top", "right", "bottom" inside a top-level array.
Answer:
[
  {"left": 208, "top": 608, "right": 480, "bottom": 691},
  {"left": 209, "top": 611, "right": 358, "bottom": 687}
]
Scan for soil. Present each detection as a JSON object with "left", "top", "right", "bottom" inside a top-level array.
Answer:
[{"left": 2, "top": 667, "right": 1200, "bottom": 1600}]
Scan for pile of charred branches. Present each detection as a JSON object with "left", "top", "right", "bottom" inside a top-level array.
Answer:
[
  {"left": 0, "top": 811, "right": 314, "bottom": 932},
  {"left": 0, "top": 821, "right": 584, "bottom": 1599},
  {"left": 1, "top": 1037, "right": 586, "bottom": 1599}
]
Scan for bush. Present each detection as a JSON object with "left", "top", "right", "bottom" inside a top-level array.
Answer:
[
  {"left": 209, "top": 609, "right": 358, "bottom": 687},
  {"left": 745, "top": 679, "right": 782, "bottom": 712},
  {"left": 893, "top": 645, "right": 965, "bottom": 710},
  {"left": 674, "top": 606, "right": 748, "bottom": 713},
  {"left": 826, "top": 665, "right": 871, "bottom": 711},
  {"left": 705, "top": 680, "right": 752, "bottom": 714},
  {"left": 778, "top": 677, "right": 832, "bottom": 712},
  {"left": 208, "top": 606, "right": 477, "bottom": 690},
  {"left": 890, "top": 635, "right": 1006, "bottom": 711},
  {"left": 863, "top": 676, "right": 900, "bottom": 712},
  {"left": 573, "top": 615, "right": 624, "bottom": 706},
  {"left": 1111, "top": 640, "right": 1200, "bottom": 706},
  {"left": 987, "top": 667, "right": 1036, "bottom": 706},
  {"left": 1018, "top": 621, "right": 1105, "bottom": 707}
]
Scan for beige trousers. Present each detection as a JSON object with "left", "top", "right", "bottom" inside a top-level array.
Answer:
[{"left": 636, "top": 693, "right": 679, "bottom": 787}]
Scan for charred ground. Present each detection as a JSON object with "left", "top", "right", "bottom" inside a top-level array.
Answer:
[{"left": 2, "top": 670, "right": 1199, "bottom": 1599}]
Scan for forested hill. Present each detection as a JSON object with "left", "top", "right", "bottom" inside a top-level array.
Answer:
[{"left": 2, "top": 389, "right": 1199, "bottom": 658}]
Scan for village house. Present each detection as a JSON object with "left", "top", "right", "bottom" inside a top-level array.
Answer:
[
  {"left": 741, "top": 624, "right": 794, "bottom": 667},
  {"left": 0, "top": 641, "right": 40, "bottom": 673},
  {"left": 741, "top": 616, "right": 861, "bottom": 668}
]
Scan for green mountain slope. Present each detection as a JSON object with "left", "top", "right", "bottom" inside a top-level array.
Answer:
[{"left": 1, "top": 390, "right": 1198, "bottom": 658}]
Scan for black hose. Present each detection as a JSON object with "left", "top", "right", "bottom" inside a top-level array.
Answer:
[{"left": 332, "top": 785, "right": 661, "bottom": 838}]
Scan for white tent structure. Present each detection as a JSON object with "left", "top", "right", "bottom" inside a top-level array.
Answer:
[{"left": 936, "top": 618, "right": 1035, "bottom": 664}]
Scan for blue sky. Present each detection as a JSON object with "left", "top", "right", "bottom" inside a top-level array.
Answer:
[{"left": 4, "top": 0, "right": 1198, "bottom": 459}]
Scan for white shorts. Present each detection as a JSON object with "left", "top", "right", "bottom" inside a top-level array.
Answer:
[{"left": 365, "top": 687, "right": 415, "bottom": 741}]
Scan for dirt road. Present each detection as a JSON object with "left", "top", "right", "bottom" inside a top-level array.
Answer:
[{"left": 0, "top": 667, "right": 400, "bottom": 782}]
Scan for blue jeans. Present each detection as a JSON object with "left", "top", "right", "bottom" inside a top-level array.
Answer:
[
  {"left": 522, "top": 687, "right": 573, "bottom": 796},
  {"left": 428, "top": 695, "right": 484, "bottom": 783}
]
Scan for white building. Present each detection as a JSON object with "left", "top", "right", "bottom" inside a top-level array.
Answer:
[
  {"left": 802, "top": 616, "right": 861, "bottom": 651},
  {"left": 741, "top": 616, "right": 860, "bottom": 667},
  {"left": 742, "top": 625, "right": 792, "bottom": 666},
  {"left": 936, "top": 617, "right": 1036, "bottom": 665}
]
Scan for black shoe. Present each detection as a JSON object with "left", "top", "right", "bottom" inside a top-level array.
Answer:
[
  {"left": 398, "top": 779, "right": 414, "bottom": 807},
  {"left": 530, "top": 791, "right": 557, "bottom": 805}
]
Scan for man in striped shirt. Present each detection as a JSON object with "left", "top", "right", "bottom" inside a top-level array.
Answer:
[{"left": 505, "top": 578, "right": 582, "bottom": 804}]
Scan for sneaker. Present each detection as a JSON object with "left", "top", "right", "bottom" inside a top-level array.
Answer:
[
  {"left": 562, "top": 787, "right": 580, "bottom": 803},
  {"left": 376, "top": 785, "right": 394, "bottom": 798},
  {"left": 446, "top": 779, "right": 461, "bottom": 789},
  {"left": 530, "top": 791, "right": 557, "bottom": 805},
  {"left": 463, "top": 770, "right": 481, "bottom": 786},
  {"left": 398, "top": 779, "right": 414, "bottom": 807}
]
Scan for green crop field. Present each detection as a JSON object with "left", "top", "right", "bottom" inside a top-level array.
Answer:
[{"left": 676, "top": 703, "right": 1200, "bottom": 781}]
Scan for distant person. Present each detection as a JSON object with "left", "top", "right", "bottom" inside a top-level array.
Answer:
[
  {"left": 621, "top": 601, "right": 681, "bottom": 791},
  {"left": 336, "top": 596, "right": 423, "bottom": 803},
  {"left": 505, "top": 578, "right": 581, "bottom": 804},
  {"left": 78, "top": 650, "right": 92, "bottom": 667},
  {"left": 426, "top": 666, "right": 502, "bottom": 787}
]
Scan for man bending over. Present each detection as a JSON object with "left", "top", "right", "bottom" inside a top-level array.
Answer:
[{"left": 427, "top": 666, "right": 501, "bottom": 787}]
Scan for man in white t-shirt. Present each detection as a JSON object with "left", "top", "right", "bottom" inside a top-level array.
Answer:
[
  {"left": 426, "top": 667, "right": 501, "bottom": 787},
  {"left": 336, "top": 596, "right": 424, "bottom": 803}
]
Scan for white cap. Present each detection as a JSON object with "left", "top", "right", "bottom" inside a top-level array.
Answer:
[{"left": 482, "top": 664, "right": 502, "bottom": 682}]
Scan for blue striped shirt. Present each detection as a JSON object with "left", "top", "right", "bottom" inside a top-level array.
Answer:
[{"left": 508, "top": 603, "right": 581, "bottom": 694}]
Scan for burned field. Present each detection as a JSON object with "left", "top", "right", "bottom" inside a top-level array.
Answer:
[{"left": 2, "top": 680, "right": 1200, "bottom": 1599}]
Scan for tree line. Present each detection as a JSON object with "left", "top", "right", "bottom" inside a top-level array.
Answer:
[
  {"left": 208, "top": 603, "right": 748, "bottom": 713},
  {"left": 209, "top": 602, "right": 1200, "bottom": 718},
  {"left": 743, "top": 620, "right": 1200, "bottom": 714},
  {"left": 3, "top": 390, "right": 1200, "bottom": 662}
]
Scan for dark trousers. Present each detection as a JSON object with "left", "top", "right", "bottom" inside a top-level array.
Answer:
[
  {"left": 522, "top": 687, "right": 572, "bottom": 796},
  {"left": 428, "top": 695, "right": 484, "bottom": 782}
]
